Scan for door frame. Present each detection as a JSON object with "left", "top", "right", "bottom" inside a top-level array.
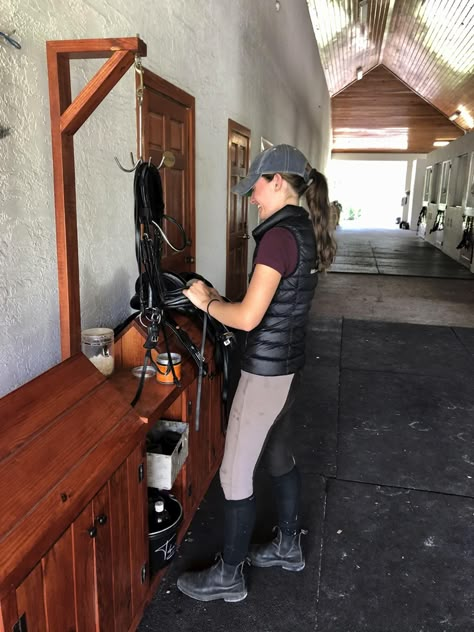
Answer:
[{"left": 226, "top": 119, "right": 251, "bottom": 298}]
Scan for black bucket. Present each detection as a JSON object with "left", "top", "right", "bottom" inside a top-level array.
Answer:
[{"left": 148, "top": 490, "right": 183, "bottom": 575}]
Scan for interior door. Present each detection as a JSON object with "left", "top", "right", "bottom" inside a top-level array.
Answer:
[
  {"left": 142, "top": 70, "right": 196, "bottom": 273},
  {"left": 226, "top": 120, "right": 251, "bottom": 300}
]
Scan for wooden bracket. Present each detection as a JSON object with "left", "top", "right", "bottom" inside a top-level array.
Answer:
[{"left": 46, "top": 37, "right": 147, "bottom": 359}]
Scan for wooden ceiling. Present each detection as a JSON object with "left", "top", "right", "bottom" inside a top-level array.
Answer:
[{"left": 307, "top": 0, "right": 474, "bottom": 153}]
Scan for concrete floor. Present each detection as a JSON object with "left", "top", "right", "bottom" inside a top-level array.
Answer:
[
  {"left": 315, "top": 228, "right": 474, "bottom": 328},
  {"left": 314, "top": 273, "right": 474, "bottom": 327}
]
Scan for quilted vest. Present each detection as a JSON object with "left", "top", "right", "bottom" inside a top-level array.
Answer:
[{"left": 242, "top": 205, "right": 318, "bottom": 375}]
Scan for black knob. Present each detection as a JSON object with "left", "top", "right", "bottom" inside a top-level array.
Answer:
[
  {"left": 88, "top": 526, "right": 97, "bottom": 538},
  {"left": 95, "top": 514, "right": 108, "bottom": 526}
]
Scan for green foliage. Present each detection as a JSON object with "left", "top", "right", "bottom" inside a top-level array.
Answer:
[{"left": 345, "top": 207, "right": 362, "bottom": 220}]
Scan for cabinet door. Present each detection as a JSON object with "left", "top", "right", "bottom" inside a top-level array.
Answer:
[
  {"left": 8, "top": 444, "right": 148, "bottom": 632},
  {"left": 42, "top": 527, "right": 77, "bottom": 631},
  {"left": 92, "top": 484, "right": 115, "bottom": 631},
  {"left": 126, "top": 443, "right": 149, "bottom": 614},
  {"left": 74, "top": 500, "right": 105, "bottom": 632},
  {"left": 183, "top": 380, "right": 203, "bottom": 515},
  {"left": 16, "top": 566, "right": 46, "bottom": 632}
]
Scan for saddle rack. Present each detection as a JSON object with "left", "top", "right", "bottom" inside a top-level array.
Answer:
[{"left": 46, "top": 37, "right": 147, "bottom": 359}]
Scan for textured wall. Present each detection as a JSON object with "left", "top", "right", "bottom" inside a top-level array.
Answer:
[{"left": 0, "top": 0, "right": 330, "bottom": 397}]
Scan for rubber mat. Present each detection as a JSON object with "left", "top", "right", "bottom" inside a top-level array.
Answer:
[
  {"left": 292, "top": 365, "right": 339, "bottom": 477},
  {"left": 454, "top": 327, "right": 474, "bottom": 355},
  {"left": 341, "top": 319, "right": 472, "bottom": 377},
  {"left": 317, "top": 479, "right": 474, "bottom": 632},
  {"left": 138, "top": 473, "right": 326, "bottom": 632},
  {"left": 338, "top": 368, "right": 474, "bottom": 495}
]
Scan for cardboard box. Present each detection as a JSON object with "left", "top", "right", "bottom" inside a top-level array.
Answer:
[{"left": 146, "top": 420, "right": 189, "bottom": 490}]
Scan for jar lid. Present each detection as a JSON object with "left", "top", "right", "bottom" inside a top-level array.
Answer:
[
  {"left": 157, "top": 352, "right": 181, "bottom": 366},
  {"left": 131, "top": 365, "right": 157, "bottom": 379},
  {"left": 81, "top": 328, "right": 114, "bottom": 344}
]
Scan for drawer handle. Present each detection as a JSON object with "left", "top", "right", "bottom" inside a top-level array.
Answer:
[
  {"left": 95, "top": 514, "right": 108, "bottom": 526},
  {"left": 88, "top": 526, "right": 97, "bottom": 538}
]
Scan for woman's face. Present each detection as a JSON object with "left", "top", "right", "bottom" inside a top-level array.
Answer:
[{"left": 250, "top": 175, "right": 278, "bottom": 221}]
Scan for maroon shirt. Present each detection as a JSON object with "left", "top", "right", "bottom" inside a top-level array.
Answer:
[{"left": 254, "top": 227, "right": 298, "bottom": 278}]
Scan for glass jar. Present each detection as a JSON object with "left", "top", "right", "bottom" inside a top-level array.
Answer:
[{"left": 81, "top": 328, "right": 114, "bottom": 376}]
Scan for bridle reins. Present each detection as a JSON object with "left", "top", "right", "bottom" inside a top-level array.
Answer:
[{"left": 130, "top": 160, "right": 235, "bottom": 430}]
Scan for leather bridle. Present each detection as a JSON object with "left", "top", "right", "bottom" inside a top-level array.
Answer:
[{"left": 129, "top": 160, "right": 235, "bottom": 430}]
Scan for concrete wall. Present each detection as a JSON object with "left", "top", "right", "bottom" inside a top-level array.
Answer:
[
  {"left": 415, "top": 130, "right": 474, "bottom": 271},
  {"left": 0, "top": 0, "right": 330, "bottom": 397}
]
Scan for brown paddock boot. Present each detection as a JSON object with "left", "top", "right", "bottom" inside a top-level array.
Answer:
[
  {"left": 177, "top": 554, "right": 247, "bottom": 602},
  {"left": 249, "top": 527, "right": 307, "bottom": 571}
]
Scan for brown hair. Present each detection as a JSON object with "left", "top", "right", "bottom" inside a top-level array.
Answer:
[{"left": 263, "top": 170, "right": 337, "bottom": 270}]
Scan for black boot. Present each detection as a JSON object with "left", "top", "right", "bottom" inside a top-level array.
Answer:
[
  {"left": 249, "top": 526, "right": 307, "bottom": 571},
  {"left": 177, "top": 554, "right": 247, "bottom": 602}
]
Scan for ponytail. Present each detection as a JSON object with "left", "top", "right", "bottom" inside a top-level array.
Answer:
[
  {"left": 305, "top": 168, "right": 337, "bottom": 271},
  {"left": 267, "top": 169, "right": 337, "bottom": 271}
]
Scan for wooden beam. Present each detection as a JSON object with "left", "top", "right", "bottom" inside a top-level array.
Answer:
[
  {"left": 46, "top": 37, "right": 147, "bottom": 59},
  {"left": 46, "top": 38, "right": 147, "bottom": 359},
  {"left": 60, "top": 50, "right": 132, "bottom": 135}
]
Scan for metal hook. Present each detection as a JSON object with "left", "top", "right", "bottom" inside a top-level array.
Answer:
[
  {"left": 114, "top": 53, "right": 146, "bottom": 172},
  {"left": 0, "top": 30, "right": 21, "bottom": 49},
  {"left": 114, "top": 151, "right": 141, "bottom": 172},
  {"left": 134, "top": 54, "right": 145, "bottom": 161}
]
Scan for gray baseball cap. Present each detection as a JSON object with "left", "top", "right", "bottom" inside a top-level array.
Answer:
[{"left": 231, "top": 144, "right": 312, "bottom": 196}]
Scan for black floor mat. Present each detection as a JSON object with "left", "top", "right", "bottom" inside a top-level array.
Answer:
[
  {"left": 338, "top": 368, "right": 474, "bottom": 495},
  {"left": 317, "top": 479, "right": 474, "bottom": 632},
  {"left": 341, "top": 319, "right": 472, "bottom": 377},
  {"left": 138, "top": 473, "right": 326, "bottom": 632}
]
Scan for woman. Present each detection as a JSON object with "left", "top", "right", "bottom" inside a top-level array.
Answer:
[{"left": 177, "top": 144, "right": 336, "bottom": 602}]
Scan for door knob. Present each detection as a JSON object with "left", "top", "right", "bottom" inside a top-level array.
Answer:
[{"left": 185, "top": 256, "right": 195, "bottom": 264}]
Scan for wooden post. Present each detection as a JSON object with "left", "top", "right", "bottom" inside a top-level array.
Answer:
[{"left": 46, "top": 38, "right": 147, "bottom": 359}]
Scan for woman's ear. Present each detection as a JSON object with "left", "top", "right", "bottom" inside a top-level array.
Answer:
[{"left": 272, "top": 173, "right": 283, "bottom": 191}]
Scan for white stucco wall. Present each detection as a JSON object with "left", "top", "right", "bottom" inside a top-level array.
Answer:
[{"left": 0, "top": 0, "right": 330, "bottom": 397}]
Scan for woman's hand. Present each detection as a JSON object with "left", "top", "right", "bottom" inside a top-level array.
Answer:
[{"left": 183, "top": 280, "right": 222, "bottom": 311}]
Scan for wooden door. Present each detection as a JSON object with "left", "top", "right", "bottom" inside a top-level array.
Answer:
[
  {"left": 226, "top": 120, "right": 251, "bottom": 300},
  {"left": 142, "top": 69, "right": 195, "bottom": 273}
]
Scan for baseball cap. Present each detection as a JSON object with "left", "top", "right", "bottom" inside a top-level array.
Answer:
[{"left": 231, "top": 144, "right": 312, "bottom": 196}]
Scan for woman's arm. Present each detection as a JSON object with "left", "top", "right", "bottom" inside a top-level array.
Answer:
[{"left": 182, "top": 264, "right": 281, "bottom": 331}]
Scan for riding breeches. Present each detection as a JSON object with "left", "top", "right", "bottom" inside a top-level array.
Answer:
[{"left": 219, "top": 370, "right": 299, "bottom": 500}]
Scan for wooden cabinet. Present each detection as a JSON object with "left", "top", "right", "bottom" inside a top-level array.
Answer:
[
  {"left": 0, "top": 355, "right": 148, "bottom": 632},
  {"left": 0, "top": 314, "right": 225, "bottom": 632},
  {"left": 112, "top": 316, "right": 225, "bottom": 545},
  {"left": 8, "top": 444, "right": 147, "bottom": 632}
]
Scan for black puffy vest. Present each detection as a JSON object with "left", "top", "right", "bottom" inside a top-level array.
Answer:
[{"left": 242, "top": 205, "right": 318, "bottom": 376}]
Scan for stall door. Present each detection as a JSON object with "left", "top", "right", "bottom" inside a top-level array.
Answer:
[
  {"left": 226, "top": 120, "right": 251, "bottom": 300},
  {"left": 142, "top": 70, "right": 196, "bottom": 273}
]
